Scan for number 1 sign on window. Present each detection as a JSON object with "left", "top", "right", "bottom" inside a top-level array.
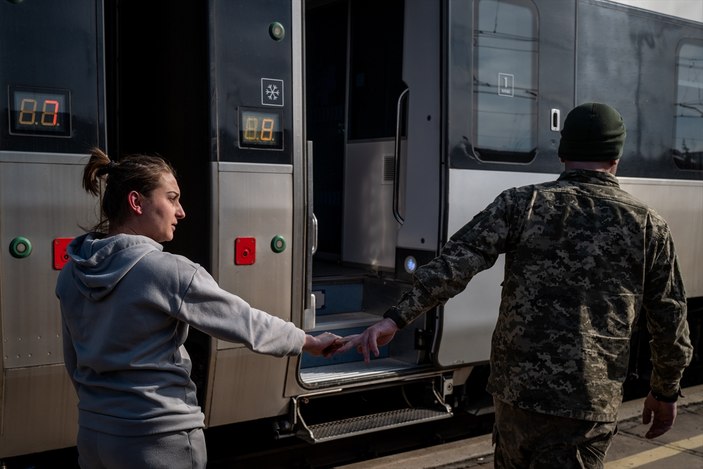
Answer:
[{"left": 498, "top": 73, "right": 514, "bottom": 97}]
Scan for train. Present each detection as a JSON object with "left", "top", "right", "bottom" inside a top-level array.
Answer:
[{"left": 0, "top": 0, "right": 701, "bottom": 464}]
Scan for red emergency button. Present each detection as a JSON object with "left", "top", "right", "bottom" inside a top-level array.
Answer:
[
  {"left": 53, "top": 237, "right": 73, "bottom": 270},
  {"left": 234, "top": 237, "right": 256, "bottom": 265}
]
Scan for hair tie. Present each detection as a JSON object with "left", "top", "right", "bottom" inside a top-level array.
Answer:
[{"left": 97, "top": 161, "right": 117, "bottom": 177}]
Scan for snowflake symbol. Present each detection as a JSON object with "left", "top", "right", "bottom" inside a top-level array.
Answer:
[{"left": 265, "top": 84, "right": 280, "bottom": 101}]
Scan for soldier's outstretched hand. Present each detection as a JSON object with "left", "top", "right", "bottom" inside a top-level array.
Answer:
[{"left": 333, "top": 318, "right": 399, "bottom": 363}]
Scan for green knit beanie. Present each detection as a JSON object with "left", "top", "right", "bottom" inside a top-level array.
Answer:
[{"left": 558, "top": 102, "right": 626, "bottom": 161}]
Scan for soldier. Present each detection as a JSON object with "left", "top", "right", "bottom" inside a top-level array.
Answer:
[{"left": 335, "top": 103, "right": 693, "bottom": 468}]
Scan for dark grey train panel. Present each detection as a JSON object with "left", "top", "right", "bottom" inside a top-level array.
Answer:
[
  {"left": 211, "top": 0, "right": 294, "bottom": 164},
  {"left": 0, "top": 0, "right": 105, "bottom": 154}
]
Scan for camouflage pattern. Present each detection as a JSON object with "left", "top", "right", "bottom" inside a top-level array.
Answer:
[
  {"left": 387, "top": 170, "right": 693, "bottom": 421},
  {"left": 492, "top": 398, "right": 617, "bottom": 468}
]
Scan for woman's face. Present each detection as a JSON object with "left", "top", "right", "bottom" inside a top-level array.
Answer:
[{"left": 138, "top": 172, "right": 186, "bottom": 242}]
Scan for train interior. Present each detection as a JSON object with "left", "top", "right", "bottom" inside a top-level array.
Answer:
[{"left": 301, "top": 0, "right": 431, "bottom": 384}]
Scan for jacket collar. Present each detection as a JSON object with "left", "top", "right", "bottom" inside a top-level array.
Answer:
[{"left": 557, "top": 169, "right": 620, "bottom": 187}]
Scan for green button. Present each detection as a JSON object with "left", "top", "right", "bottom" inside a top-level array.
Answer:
[
  {"left": 9, "top": 236, "right": 32, "bottom": 259},
  {"left": 271, "top": 235, "right": 286, "bottom": 253},
  {"left": 269, "top": 22, "right": 285, "bottom": 41}
]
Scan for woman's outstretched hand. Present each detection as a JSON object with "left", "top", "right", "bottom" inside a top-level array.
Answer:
[{"left": 303, "top": 332, "right": 344, "bottom": 357}]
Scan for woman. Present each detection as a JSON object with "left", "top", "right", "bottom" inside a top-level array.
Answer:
[{"left": 56, "top": 148, "right": 339, "bottom": 468}]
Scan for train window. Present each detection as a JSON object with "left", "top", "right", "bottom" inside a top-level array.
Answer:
[
  {"left": 673, "top": 41, "right": 703, "bottom": 170},
  {"left": 472, "top": 0, "right": 538, "bottom": 163}
]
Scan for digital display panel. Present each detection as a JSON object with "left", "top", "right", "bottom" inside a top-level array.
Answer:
[
  {"left": 239, "top": 108, "right": 283, "bottom": 150},
  {"left": 8, "top": 86, "right": 71, "bottom": 137}
]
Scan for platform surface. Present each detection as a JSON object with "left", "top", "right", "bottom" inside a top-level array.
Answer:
[{"left": 338, "top": 385, "right": 703, "bottom": 468}]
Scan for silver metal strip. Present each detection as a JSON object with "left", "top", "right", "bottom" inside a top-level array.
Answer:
[
  {"left": 215, "top": 161, "right": 292, "bottom": 174},
  {"left": 0, "top": 151, "right": 89, "bottom": 164}
]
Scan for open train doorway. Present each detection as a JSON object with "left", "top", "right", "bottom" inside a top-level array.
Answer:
[
  {"left": 300, "top": 0, "right": 444, "bottom": 385},
  {"left": 306, "top": 0, "right": 406, "bottom": 266}
]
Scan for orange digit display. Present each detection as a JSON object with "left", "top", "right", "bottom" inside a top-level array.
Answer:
[
  {"left": 41, "top": 99, "right": 60, "bottom": 126},
  {"left": 9, "top": 86, "right": 70, "bottom": 137},
  {"left": 238, "top": 108, "right": 283, "bottom": 150},
  {"left": 260, "top": 117, "right": 275, "bottom": 141}
]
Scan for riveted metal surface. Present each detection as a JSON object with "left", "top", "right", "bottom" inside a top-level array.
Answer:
[{"left": 306, "top": 407, "right": 452, "bottom": 443}]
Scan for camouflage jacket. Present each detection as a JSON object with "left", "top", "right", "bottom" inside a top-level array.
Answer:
[{"left": 386, "top": 170, "right": 693, "bottom": 421}]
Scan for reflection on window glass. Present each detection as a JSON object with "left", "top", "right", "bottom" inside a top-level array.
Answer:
[
  {"left": 673, "top": 42, "right": 703, "bottom": 170},
  {"left": 473, "top": 0, "right": 538, "bottom": 163}
]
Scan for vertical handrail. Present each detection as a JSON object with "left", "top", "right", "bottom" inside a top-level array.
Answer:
[
  {"left": 311, "top": 213, "right": 318, "bottom": 255},
  {"left": 303, "top": 141, "right": 317, "bottom": 331},
  {"left": 393, "top": 88, "right": 409, "bottom": 225},
  {"left": 306, "top": 140, "right": 316, "bottom": 256}
]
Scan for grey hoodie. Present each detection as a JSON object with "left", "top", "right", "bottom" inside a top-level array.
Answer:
[{"left": 56, "top": 233, "right": 305, "bottom": 436}]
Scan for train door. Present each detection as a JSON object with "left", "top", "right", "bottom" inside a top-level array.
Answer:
[
  {"left": 299, "top": 0, "right": 443, "bottom": 386},
  {"left": 285, "top": 1, "right": 461, "bottom": 442},
  {"left": 436, "top": 0, "right": 572, "bottom": 366},
  {"left": 204, "top": 0, "right": 307, "bottom": 427},
  {"left": 0, "top": 0, "right": 106, "bottom": 458}
]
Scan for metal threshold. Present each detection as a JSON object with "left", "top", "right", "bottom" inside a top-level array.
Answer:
[{"left": 299, "top": 357, "right": 416, "bottom": 385}]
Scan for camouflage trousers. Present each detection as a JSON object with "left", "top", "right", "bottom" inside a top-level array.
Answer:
[{"left": 493, "top": 398, "right": 617, "bottom": 469}]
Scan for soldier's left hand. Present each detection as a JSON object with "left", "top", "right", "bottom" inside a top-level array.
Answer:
[
  {"left": 333, "top": 318, "right": 399, "bottom": 363},
  {"left": 642, "top": 391, "right": 677, "bottom": 439}
]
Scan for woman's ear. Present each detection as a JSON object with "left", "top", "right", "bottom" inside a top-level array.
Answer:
[{"left": 127, "top": 190, "right": 143, "bottom": 215}]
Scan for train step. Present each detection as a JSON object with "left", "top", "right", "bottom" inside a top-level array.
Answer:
[
  {"left": 298, "top": 407, "right": 453, "bottom": 443},
  {"left": 294, "top": 382, "right": 453, "bottom": 443}
]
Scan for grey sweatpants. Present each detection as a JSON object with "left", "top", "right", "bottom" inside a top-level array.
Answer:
[{"left": 77, "top": 427, "right": 207, "bottom": 469}]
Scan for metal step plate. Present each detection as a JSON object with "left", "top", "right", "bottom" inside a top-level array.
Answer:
[{"left": 300, "top": 407, "right": 453, "bottom": 443}]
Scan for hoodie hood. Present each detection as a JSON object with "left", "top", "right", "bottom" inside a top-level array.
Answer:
[{"left": 65, "top": 233, "right": 162, "bottom": 301}]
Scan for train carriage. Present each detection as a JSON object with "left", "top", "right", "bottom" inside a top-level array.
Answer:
[{"left": 0, "top": 0, "right": 700, "bottom": 463}]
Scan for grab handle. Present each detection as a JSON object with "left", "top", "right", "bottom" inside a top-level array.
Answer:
[{"left": 393, "top": 88, "right": 409, "bottom": 225}]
